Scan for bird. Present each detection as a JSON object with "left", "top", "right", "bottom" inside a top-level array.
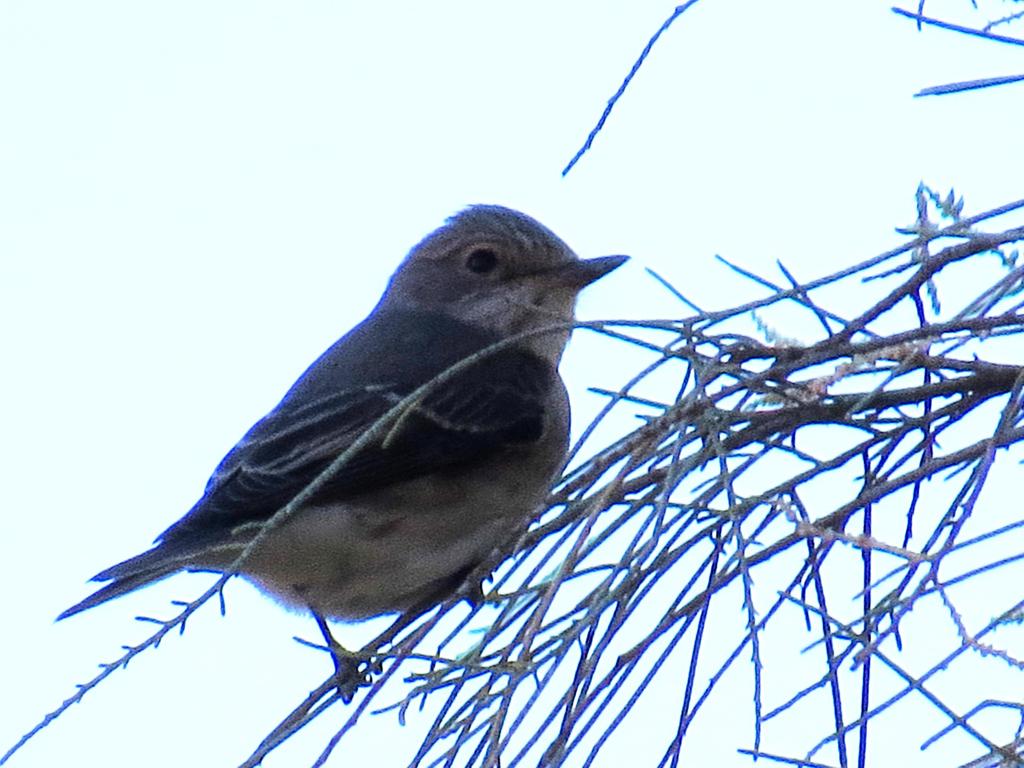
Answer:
[{"left": 58, "top": 205, "right": 627, "bottom": 622}]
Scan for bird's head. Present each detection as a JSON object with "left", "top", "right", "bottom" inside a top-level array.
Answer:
[{"left": 382, "top": 205, "right": 627, "bottom": 363}]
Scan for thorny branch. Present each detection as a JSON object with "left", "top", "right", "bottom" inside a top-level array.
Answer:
[
  {"left": 563, "top": 3, "right": 1022, "bottom": 175},
  {"left": 892, "top": 3, "right": 1024, "bottom": 98}
]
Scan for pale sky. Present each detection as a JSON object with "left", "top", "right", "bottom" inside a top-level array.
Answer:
[{"left": 2, "top": 1, "right": 1023, "bottom": 766}]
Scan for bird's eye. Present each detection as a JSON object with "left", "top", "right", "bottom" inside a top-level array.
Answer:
[{"left": 465, "top": 247, "right": 499, "bottom": 274}]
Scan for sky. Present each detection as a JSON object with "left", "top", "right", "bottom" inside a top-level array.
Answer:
[{"left": 2, "top": 1, "right": 1023, "bottom": 767}]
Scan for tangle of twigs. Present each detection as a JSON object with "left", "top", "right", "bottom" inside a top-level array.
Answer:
[{"left": 5, "top": 188, "right": 1024, "bottom": 768}]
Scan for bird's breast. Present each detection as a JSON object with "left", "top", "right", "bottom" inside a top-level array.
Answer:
[{"left": 240, "top": 444, "right": 562, "bottom": 620}]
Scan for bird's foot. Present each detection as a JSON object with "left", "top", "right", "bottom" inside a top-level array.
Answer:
[
  {"left": 323, "top": 641, "right": 376, "bottom": 704},
  {"left": 302, "top": 613, "right": 382, "bottom": 703}
]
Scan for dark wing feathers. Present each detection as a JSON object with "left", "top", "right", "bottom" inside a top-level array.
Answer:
[{"left": 159, "top": 310, "right": 554, "bottom": 545}]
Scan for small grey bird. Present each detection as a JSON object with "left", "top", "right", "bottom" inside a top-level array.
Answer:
[{"left": 59, "top": 205, "right": 626, "bottom": 621}]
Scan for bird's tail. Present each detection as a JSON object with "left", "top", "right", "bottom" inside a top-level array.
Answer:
[{"left": 57, "top": 536, "right": 234, "bottom": 621}]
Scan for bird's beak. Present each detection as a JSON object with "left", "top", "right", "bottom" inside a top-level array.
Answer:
[{"left": 544, "top": 254, "right": 629, "bottom": 289}]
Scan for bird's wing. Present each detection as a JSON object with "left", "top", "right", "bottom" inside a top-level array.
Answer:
[{"left": 159, "top": 347, "right": 555, "bottom": 543}]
